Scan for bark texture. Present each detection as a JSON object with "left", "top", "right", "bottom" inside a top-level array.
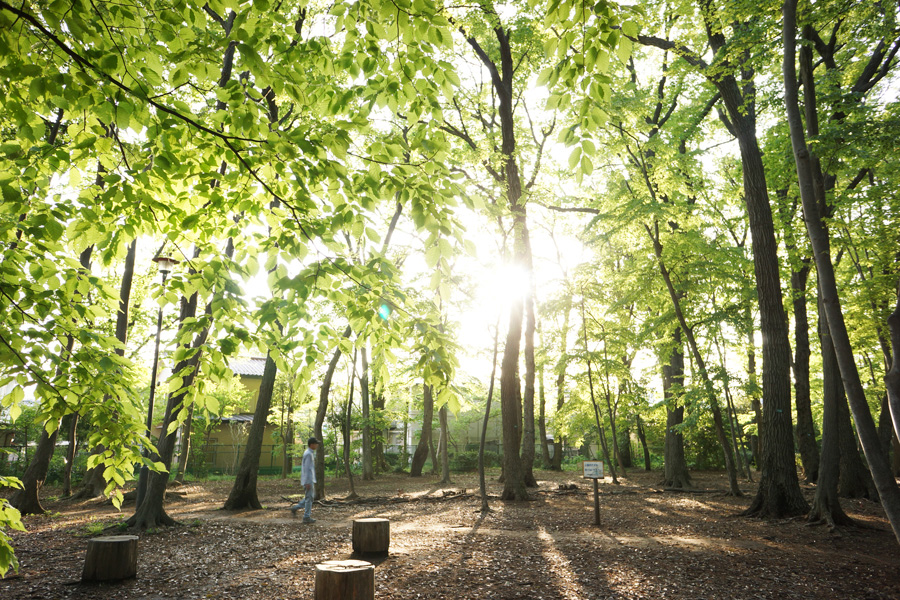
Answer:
[
  {"left": 410, "top": 382, "right": 434, "bottom": 477},
  {"left": 224, "top": 352, "right": 277, "bottom": 510},
  {"left": 808, "top": 312, "right": 853, "bottom": 529},
  {"left": 792, "top": 265, "right": 820, "bottom": 483},
  {"left": 662, "top": 340, "right": 691, "bottom": 489}
]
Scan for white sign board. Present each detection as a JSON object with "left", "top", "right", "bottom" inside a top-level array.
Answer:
[{"left": 582, "top": 460, "right": 604, "bottom": 479}]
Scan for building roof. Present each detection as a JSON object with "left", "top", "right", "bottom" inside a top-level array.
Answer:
[
  {"left": 219, "top": 414, "right": 254, "bottom": 423},
  {"left": 229, "top": 357, "right": 267, "bottom": 378}
]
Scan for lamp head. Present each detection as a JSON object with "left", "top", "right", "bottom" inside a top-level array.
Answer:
[{"left": 152, "top": 255, "right": 179, "bottom": 275}]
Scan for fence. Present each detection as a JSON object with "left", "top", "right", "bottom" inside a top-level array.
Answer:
[
  {"left": 0, "top": 439, "right": 606, "bottom": 484},
  {"left": 185, "top": 443, "right": 288, "bottom": 477}
]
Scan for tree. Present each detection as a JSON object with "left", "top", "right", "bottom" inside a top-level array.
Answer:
[
  {"left": 224, "top": 352, "right": 277, "bottom": 510},
  {"left": 636, "top": 0, "right": 806, "bottom": 517},
  {"left": 11, "top": 247, "right": 93, "bottom": 515},
  {"left": 437, "top": 404, "right": 451, "bottom": 485},
  {"left": 783, "top": 0, "right": 900, "bottom": 541},
  {"left": 410, "top": 381, "right": 434, "bottom": 478}
]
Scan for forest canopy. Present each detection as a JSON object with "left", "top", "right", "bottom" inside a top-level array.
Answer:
[{"left": 2, "top": 0, "right": 900, "bottom": 574}]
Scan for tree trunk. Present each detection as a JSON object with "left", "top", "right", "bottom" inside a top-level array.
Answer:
[
  {"left": 15, "top": 246, "right": 93, "bottom": 513},
  {"left": 342, "top": 355, "right": 357, "bottom": 500},
  {"left": 282, "top": 419, "right": 294, "bottom": 479},
  {"left": 499, "top": 236, "right": 528, "bottom": 499},
  {"left": 888, "top": 300, "right": 900, "bottom": 458},
  {"left": 373, "top": 389, "right": 387, "bottom": 474},
  {"left": 639, "top": 3, "right": 802, "bottom": 515},
  {"left": 61, "top": 412, "right": 78, "bottom": 497},
  {"left": 836, "top": 382, "right": 877, "bottom": 499},
  {"left": 726, "top": 387, "right": 752, "bottom": 481},
  {"left": 128, "top": 260, "right": 202, "bottom": 529},
  {"left": 582, "top": 297, "right": 617, "bottom": 484},
  {"left": 173, "top": 404, "right": 194, "bottom": 484},
  {"left": 893, "top": 434, "right": 900, "bottom": 477},
  {"left": 479, "top": 319, "right": 501, "bottom": 512},
  {"left": 599, "top": 329, "right": 625, "bottom": 477},
  {"left": 732, "top": 115, "right": 806, "bottom": 515},
  {"left": 636, "top": 415, "right": 652, "bottom": 471},
  {"left": 552, "top": 371, "right": 565, "bottom": 471},
  {"left": 73, "top": 447, "right": 108, "bottom": 500},
  {"left": 648, "top": 228, "right": 740, "bottom": 495},
  {"left": 279, "top": 382, "right": 295, "bottom": 479},
  {"left": 716, "top": 329, "right": 752, "bottom": 481},
  {"left": 438, "top": 404, "right": 450, "bottom": 485},
  {"left": 878, "top": 394, "right": 894, "bottom": 463},
  {"left": 809, "top": 306, "right": 854, "bottom": 529},
  {"left": 619, "top": 427, "right": 633, "bottom": 469},
  {"left": 462, "top": 25, "right": 529, "bottom": 501},
  {"left": 429, "top": 425, "right": 438, "bottom": 476},
  {"left": 552, "top": 296, "right": 573, "bottom": 471},
  {"left": 701, "top": 20, "right": 805, "bottom": 516},
  {"left": 10, "top": 423, "right": 60, "bottom": 515},
  {"left": 538, "top": 363, "right": 552, "bottom": 469},
  {"left": 224, "top": 352, "right": 278, "bottom": 510},
  {"left": 747, "top": 312, "right": 762, "bottom": 468},
  {"left": 662, "top": 333, "right": 691, "bottom": 489},
  {"left": 792, "top": 265, "right": 820, "bottom": 483},
  {"left": 128, "top": 30, "right": 245, "bottom": 528},
  {"left": 783, "top": 1, "right": 899, "bottom": 541},
  {"left": 410, "top": 381, "right": 433, "bottom": 477},
  {"left": 521, "top": 255, "right": 538, "bottom": 487},
  {"left": 315, "top": 325, "right": 351, "bottom": 500},
  {"left": 360, "top": 347, "right": 373, "bottom": 481},
  {"left": 76, "top": 239, "right": 137, "bottom": 499},
  {"left": 821, "top": 314, "right": 876, "bottom": 500}
]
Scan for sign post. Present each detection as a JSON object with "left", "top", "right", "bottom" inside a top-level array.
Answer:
[{"left": 582, "top": 461, "right": 604, "bottom": 526}]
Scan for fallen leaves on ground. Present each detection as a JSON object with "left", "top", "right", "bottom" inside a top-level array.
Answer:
[{"left": 2, "top": 470, "right": 899, "bottom": 599}]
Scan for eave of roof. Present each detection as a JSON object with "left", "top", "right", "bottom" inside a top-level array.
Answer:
[{"left": 228, "top": 357, "right": 267, "bottom": 377}]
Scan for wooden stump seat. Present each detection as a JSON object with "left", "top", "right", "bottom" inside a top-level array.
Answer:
[
  {"left": 315, "top": 559, "right": 374, "bottom": 600},
  {"left": 81, "top": 535, "right": 139, "bottom": 582},
  {"left": 351, "top": 517, "right": 390, "bottom": 555}
]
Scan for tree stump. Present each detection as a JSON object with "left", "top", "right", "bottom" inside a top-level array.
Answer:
[
  {"left": 315, "top": 559, "right": 374, "bottom": 600},
  {"left": 351, "top": 517, "right": 390, "bottom": 554},
  {"left": 81, "top": 535, "right": 139, "bottom": 582}
]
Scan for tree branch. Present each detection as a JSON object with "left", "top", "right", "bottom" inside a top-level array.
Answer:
[
  {"left": 0, "top": 0, "right": 265, "bottom": 145},
  {"left": 635, "top": 34, "right": 710, "bottom": 71}
]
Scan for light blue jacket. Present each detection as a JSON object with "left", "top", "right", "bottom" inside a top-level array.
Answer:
[{"left": 301, "top": 447, "right": 316, "bottom": 486}]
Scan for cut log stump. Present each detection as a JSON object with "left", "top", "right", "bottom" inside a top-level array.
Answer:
[
  {"left": 315, "top": 559, "right": 374, "bottom": 600},
  {"left": 352, "top": 517, "right": 390, "bottom": 555},
  {"left": 81, "top": 535, "right": 139, "bottom": 582}
]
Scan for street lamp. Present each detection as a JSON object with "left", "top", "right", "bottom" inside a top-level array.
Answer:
[{"left": 135, "top": 254, "right": 179, "bottom": 509}]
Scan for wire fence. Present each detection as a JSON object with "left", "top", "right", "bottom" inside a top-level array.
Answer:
[{"left": 1, "top": 437, "right": 663, "bottom": 483}]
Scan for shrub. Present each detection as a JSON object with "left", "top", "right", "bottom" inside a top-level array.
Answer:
[{"left": 450, "top": 450, "right": 500, "bottom": 472}]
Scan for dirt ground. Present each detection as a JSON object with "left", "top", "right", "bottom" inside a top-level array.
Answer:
[{"left": 2, "top": 468, "right": 899, "bottom": 599}]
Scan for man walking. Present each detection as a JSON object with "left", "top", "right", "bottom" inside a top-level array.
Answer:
[{"left": 291, "top": 437, "right": 319, "bottom": 523}]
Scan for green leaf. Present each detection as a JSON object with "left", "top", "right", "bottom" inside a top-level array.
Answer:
[
  {"left": 536, "top": 67, "right": 553, "bottom": 87},
  {"left": 568, "top": 146, "right": 582, "bottom": 170},
  {"left": 582, "top": 139, "right": 596, "bottom": 156},
  {"left": 622, "top": 21, "right": 639, "bottom": 38},
  {"left": 581, "top": 155, "right": 594, "bottom": 176},
  {"left": 616, "top": 37, "right": 633, "bottom": 64},
  {"left": 167, "top": 377, "right": 184, "bottom": 394},
  {"left": 424, "top": 243, "right": 440, "bottom": 268}
]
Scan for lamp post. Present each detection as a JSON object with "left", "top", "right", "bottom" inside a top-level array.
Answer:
[{"left": 135, "top": 254, "right": 179, "bottom": 509}]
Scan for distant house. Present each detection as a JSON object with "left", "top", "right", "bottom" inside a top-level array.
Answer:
[
  {"left": 0, "top": 423, "right": 14, "bottom": 448},
  {"left": 198, "top": 357, "right": 287, "bottom": 475}
]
